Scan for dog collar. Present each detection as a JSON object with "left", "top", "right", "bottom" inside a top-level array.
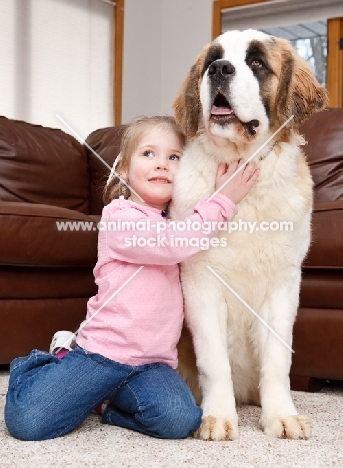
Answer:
[{"left": 259, "top": 140, "right": 278, "bottom": 161}]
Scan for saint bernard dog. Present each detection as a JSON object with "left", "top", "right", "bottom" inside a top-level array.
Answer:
[{"left": 170, "top": 29, "right": 328, "bottom": 440}]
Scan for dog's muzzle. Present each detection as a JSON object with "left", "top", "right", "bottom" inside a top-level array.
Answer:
[{"left": 208, "top": 60, "right": 260, "bottom": 136}]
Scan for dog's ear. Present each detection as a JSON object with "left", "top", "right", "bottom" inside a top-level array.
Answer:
[
  {"left": 276, "top": 39, "right": 328, "bottom": 125},
  {"left": 173, "top": 45, "right": 209, "bottom": 139}
]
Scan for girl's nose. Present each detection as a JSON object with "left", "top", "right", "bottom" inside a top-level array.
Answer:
[{"left": 155, "top": 157, "right": 169, "bottom": 170}]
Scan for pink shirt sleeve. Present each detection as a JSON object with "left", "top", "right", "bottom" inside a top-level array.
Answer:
[{"left": 104, "top": 194, "right": 237, "bottom": 265}]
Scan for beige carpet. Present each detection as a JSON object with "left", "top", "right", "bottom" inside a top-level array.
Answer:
[{"left": 1, "top": 371, "right": 342, "bottom": 468}]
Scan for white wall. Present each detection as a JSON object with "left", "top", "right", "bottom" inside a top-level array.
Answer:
[
  {"left": 122, "top": 0, "right": 163, "bottom": 123},
  {"left": 0, "top": 0, "right": 113, "bottom": 138},
  {"left": 122, "top": 0, "right": 213, "bottom": 123},
  {"left": 1, "top": 0, "right": 212, "bottom": 133}
]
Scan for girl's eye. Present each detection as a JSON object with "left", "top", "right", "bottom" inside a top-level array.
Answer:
[
  {"left": 143, "top": 150, "right": 154, "bottom": 157},
  {"left": 169, "top": 154, "right": 180, "bottom": 161}
]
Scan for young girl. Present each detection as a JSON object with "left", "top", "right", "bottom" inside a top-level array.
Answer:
[{"left": 5, "top": 115, "right": 259, "bottom": 441}]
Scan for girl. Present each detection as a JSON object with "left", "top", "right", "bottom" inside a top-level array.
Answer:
[{"left": 5, "top": 115, "right": 259, "bottom": 441}]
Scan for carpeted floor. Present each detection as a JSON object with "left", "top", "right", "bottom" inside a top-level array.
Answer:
[{"left": 1, "top": 371, "right": 342, "bottom": 468}]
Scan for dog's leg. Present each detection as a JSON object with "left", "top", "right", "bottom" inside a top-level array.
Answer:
[
  {"left": 258, "top": 275, "right": 313, "bottom": 439},
  {"left": 177, "top": 326, "right": 202, "bottom": 405},
  {"left": 182, "top": 267, "right": 238, "bottom": 441}
]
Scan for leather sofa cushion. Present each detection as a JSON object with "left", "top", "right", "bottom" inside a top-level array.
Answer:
[
  {"left": 300, "top": 270, "right": 343, "bottom": 308},
  {"left": 85, "top": 125, "right": 126, "bottom": 215},
  {"left": 0, "top": 266, "right": 97, "bottom": 300},
  {"left": 0, "top": 202, "right": 99, "bottom": 267},
  {"left": 0, "top": 298, "right": 88, "bottom": 363},
  {"left": 304, "top": 201, "right": 343, "bottom": 269},
  {"left": 300, "top": 108, "right": 343, "bottom": 203},
  {"left": 0, "top": 116, "right": 90, "bottom": 214},
  {"left": 292, "top": 307, "right": 343, "bottom": 380}
]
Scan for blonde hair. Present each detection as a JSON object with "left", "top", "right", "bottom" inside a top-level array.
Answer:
[{"left": 103, "top": 115, "right": 185, "bottom": 205}]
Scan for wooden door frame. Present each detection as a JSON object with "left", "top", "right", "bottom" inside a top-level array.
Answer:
[{"left": 212, "top": 0, "right": 343, "bottom": 107}]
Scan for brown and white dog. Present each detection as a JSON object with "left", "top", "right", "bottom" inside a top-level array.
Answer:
[{"left": 170, "top": 29, "right": 327, "bottom": 440}]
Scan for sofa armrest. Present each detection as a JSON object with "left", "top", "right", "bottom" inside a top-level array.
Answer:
[
  {"left": 0, "top": 116, "right": 90, "bottom": 214},
  {"left": 85, "top": 125, "right": 126, "bottom": 215}
]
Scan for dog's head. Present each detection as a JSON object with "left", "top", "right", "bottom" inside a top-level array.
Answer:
[{"left": 174, "top": 29, "right": 328, "bottom": 143}]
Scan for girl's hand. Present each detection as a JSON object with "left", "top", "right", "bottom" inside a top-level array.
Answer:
[{"left": 215, "top": 160, "right": 259, "bottom": 205}]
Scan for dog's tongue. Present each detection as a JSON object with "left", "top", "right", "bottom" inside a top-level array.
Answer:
[{"left": 211, "top": 105, "right": 234, "bottom": 115}]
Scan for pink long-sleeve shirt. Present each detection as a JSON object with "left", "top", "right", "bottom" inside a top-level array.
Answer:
[{"left": 76, "top": 194, "right": 237, "bottom": 368}]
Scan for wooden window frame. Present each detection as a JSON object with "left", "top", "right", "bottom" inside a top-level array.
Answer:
[
  {"left": 212, "top": 0, "right": 343, "bottom": 107},
  {"left": 113, "top": 0, "right": 124, "bottom": 125},
  {"left": 327, "top": 18, "right": 343, "bottom": 107}
]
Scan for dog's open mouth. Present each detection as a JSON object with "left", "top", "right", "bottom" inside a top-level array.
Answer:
[{"left": 210, "top": 93, "right": 260, "bottom": 136}]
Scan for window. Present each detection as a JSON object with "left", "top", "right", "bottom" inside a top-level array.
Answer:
[
  {"left": 213, "top": 0, "right": 343, "bottom": 107},
  {"left": 260, "top": 21, "right": 327, "bottom": 87}
]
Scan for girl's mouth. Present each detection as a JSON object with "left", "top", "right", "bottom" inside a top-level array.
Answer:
[{"left": 149, "top": 177, "right": 171, "bottom": 184}]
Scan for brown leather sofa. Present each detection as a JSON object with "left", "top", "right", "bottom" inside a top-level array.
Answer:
[
  {"left": 1, "top": 111, "right": 342, "bottom": 389},
  {"left": 290, "top": 108, "right": 343, "bottom": 390},
  {"left": 0, "top": 116, "right": 124, "bottom": 364}
]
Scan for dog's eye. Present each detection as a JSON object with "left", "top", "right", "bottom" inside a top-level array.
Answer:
[{"left": 250, "top": 59, "right": 263, "bottom": 68}]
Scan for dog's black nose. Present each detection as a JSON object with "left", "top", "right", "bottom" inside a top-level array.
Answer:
[{"left": 208, "top": 60, "right": 235, "bottom": 79}]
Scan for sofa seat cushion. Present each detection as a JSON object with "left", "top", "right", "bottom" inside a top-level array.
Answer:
[
  {"left": 0, "top": 202, "right": 99, "bottom": 267},
  {"left": 0, "top": 266, "right": 97, "bottom": 300},
  {"left": 303, "top": 201, "right": 343, "bottom": 269},
  {"left": 0, "top": 116, "right": 90, "bottom": 214},
  {"left": 291, "top": 307, "right": 343, "bottom": 380},
  {"left": 300, "top": 270, "right": 343, "bottom": 309}
]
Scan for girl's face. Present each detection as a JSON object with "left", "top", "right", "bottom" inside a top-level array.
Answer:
[{"left": 121, "top": 127, "right": 183, "bottom": 210}]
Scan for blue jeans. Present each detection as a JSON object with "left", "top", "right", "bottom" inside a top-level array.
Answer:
[{"left": 4, "top": 347, "right": 202, "bottom": 441}]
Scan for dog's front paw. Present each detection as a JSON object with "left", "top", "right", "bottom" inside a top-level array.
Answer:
[
  {"left": 263, "top": 414, "right": 313, "bottom": 439},
  {"left": 194, "top": 415, "right": 238, "bottom": 441}
]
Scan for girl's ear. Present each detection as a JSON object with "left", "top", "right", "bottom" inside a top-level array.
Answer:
[
  {"left": 117, "top": 160, "right": 128, "bottom": 181},
  {"left": 119, "top": 170, "right": 127, "bottom": 181}
]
